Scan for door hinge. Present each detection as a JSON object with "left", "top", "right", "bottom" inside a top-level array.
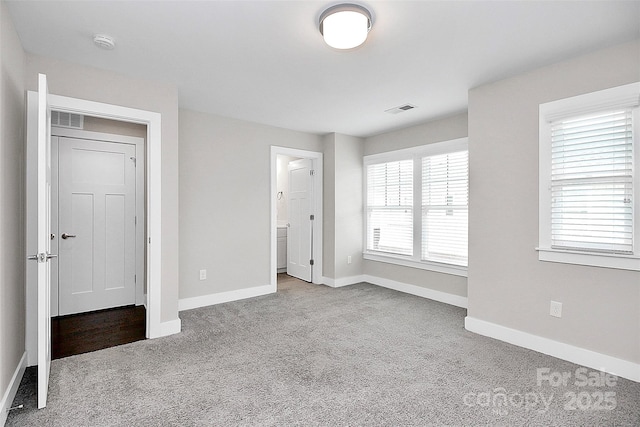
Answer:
[
  {"left": 310, "top": 169, "right": 315, "bottom": 176},
  {"left": 310, "top": 214, "right": 315, "bottom": 221},
  {"left": 134, "top": 274, "right": 137, "bottom": 283},
  {"left": 135, "top": 216, "right": 137, "bottom": 225},
  {"left": 310, "top": 259, "right": 314, "bottom": 266}
]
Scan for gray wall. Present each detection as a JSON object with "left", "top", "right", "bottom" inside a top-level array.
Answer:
[
  {"left": 82, "top": 116, "right": 147, "bottom": 140},
  {"left": 322, "top": 134, "right": 336, "bottom": 279},
  {"left": 364, "top": 113, "right": 468, "bottom": 156},
  {"left": 333, "top": 134, "right": 364, "bottom": 279},
  {"left": 467, "top": 40, "right": 640, "bottom": 364},
  {"left": 322, "top": 133, "right": 364, "bottom": 280},
  {"left": 25, "top": 54, "right": 180, "bottom": 324},
  {"left": 362, "top": 113, "right": 469, "bottom": 298},
  {"left": 178, "top": 109, "right": 323, "bottom": 299},
  {"left": 0, "top": 0, "right": 26, "bottom": 410}
]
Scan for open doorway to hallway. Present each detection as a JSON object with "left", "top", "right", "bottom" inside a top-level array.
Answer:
[{"left": 49, "top": 116, "right": 147, "bottom": 358}]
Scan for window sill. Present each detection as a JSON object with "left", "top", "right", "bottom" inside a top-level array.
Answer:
[
  {"left": 536, "top": 247, "right": 640, "bottom": 271},
  {"left": 363, "top": 252, "right": 468, "bottom": 277}
]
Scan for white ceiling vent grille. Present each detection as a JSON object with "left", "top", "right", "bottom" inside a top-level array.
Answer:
[
  {"left": 52, "top": 111, "right": 84, "bottom": 129},
  {"left": 384, "top": 104, "right": 417, "bottom": 115}
]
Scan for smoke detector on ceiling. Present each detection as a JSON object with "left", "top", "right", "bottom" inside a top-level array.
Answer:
[
  {"left": 93, "top": 34, "right": 115, "bottom": 50},
  {"left": 385, "top": 104, "right": 417, "bottom": 115}
]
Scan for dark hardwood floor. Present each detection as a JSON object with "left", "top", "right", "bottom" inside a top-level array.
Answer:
[{"left": 52, "top": 305, "right": 146, "bottom": 360}]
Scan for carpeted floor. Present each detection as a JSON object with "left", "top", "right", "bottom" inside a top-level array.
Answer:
[{"left": 7, "top": 275, "right": 640, "bottom": 426}]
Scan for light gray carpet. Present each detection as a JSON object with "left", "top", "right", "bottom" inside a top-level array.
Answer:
[{"left": 8, "top": 276, "right": 640, "bottom": 426}]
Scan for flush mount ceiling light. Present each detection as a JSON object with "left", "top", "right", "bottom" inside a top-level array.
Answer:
[
  {"left": 319, "top": 3, "right": 372, "bottom": 50},
  {"left": 93, "top": 34, "right": 115, "bottom": 50}
]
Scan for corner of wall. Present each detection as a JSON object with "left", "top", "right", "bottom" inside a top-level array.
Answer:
[{"left": 1, "top": 0, "right": 27, "bottom": 416}]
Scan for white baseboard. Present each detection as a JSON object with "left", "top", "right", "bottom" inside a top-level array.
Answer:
[
  {"left": 465, "top": 316, "right": 640, "bottom": 383},
  {"left": 363, "top": 274, "right": 468, "bottom": 308},
  {"left": 178, "top": 284, "right": 275, "bottom": 312},
  {"left": 159, "top": 318, "right": 182, "bottom": 337},
  {"left": 322, "top": 275, "right": 365, "bottom": 288},
  {"left": 1, "top": 352, "right": 27, "bottom": 427}
]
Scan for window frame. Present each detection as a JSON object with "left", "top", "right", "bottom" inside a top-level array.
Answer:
[
  {"left": 538, "top": 82, "right": 640, "bottom": 271},
  {"left": 363, "top": 138, "right": 469, "bottom": 277}
]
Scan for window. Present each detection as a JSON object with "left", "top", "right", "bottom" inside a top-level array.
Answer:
[
  {"left": 538, "top": 82, "right": 640, "bottom": 271},
  {"left": 366, "top": 160, "right": 413, "bottom": 256},
  {"left": 364, "top": 138, "right": 469, "bottom": 276},
  {"left": 422, "top": 151, "right": 468, "bottom": 266}
]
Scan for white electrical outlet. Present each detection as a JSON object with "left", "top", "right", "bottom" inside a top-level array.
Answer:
[
  {"left": 550, "top": 301, "right": 562, "bottom": 318},
  {"left": 199, "top": 269, "right": 207, "bottom": 281},
  {"left": 347, "top": 256, "right": 352, "bottom": 264}
]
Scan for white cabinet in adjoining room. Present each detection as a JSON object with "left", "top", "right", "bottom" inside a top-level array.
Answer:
[{"left": 277, "top": 226, "right": 287, "bottom": 273}]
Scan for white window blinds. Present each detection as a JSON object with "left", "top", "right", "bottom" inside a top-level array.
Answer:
[
  {"left": 366, "top": 160, "right": 413, "bottom": 256},
  {"left": 422, "top": 151, "right": 469, "bottom": 266},
  {"left": 550, "top": 109, "right": 634, "bottom": 254}
]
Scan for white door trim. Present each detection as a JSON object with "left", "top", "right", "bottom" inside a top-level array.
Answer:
[
  {"left": 270, "top": 147, "right": 323, "bottom": 289},
  {"left": 50, "top": 128, "right": 146, "bottom": 313},
  {"left": 49, "top": 94, "right": 162, "bottom": 338},
  {"left": 26, "top": 92, "right": 163, "bottom": 345}
]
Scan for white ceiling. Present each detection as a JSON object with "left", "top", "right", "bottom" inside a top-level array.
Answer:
[{"left": 6, "top": 1, "right": 640, "bottom": 137}]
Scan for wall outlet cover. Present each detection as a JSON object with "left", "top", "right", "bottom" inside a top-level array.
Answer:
[
  {"left": 550, "top": 300, "right": 562, "bottom": 318},
  {"left": 199, "top": 269, "right": 207, "bottom": 280}
]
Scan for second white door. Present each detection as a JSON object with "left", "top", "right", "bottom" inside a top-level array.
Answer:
[
  {"left": 57, "top": 137, "right": 136, "bottom": 315},
  {"left": 287, "top": 158, "right": 313, "bottom": 282}
]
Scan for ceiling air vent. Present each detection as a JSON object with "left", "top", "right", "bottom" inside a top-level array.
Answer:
[
  {"left": 52, "top": 111, "right": 84, "bottom": 129},
  {"left": 384, "top": 104, "right": 417, "bottom": 115}
]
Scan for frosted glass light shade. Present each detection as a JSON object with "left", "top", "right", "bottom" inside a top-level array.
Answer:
[{"left": 319, "top": 4, "right": 372, "bottom": 49}]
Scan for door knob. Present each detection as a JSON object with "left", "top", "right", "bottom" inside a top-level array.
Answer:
[{"left": 61, "top": 233, "right": 77, "bottom": 239}]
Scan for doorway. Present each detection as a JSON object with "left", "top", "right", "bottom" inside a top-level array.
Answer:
[
  {"left": 47, "top": 122, "right": 147, "bottom": 358},
  {"left": 26, "top": 91, "right": 164, "bottom": 369},
  {"left": 270, "top": 147, "right": 323, "bottom": 291},
  {"left": 51, "top": 125, "right": 145, "bottom": 316}
]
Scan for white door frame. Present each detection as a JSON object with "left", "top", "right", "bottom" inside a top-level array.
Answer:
[
  {"left": 49, "top": 95, "right": 162, "bottom": 337},
  {"left": 26, "top": 93, "right": 162, "bottom": 366},
  {"left": 270, "top": 146, "right": 323, "bottom": 289},
  {"left": 51, "top": 128, "right": 146, "bottom": 315}
]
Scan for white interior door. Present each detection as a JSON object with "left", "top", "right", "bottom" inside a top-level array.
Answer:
[
  {"left": 35, "top": 74, "right": 53, "bottom": 409},
  {"left": 57, "top": 138, "right": 136, "bottom": 315},
  {"left": 287, "top": 159, "right": 313, "bottom": 282}
]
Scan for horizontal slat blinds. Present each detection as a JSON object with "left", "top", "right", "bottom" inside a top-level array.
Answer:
[
  {"left": 550, "top": 109, "right": 633, "bottom": 254},
  {"left": 366, "top": 160, "right": 413, "bottom": 256},
  {"left": 422, "top": 151, "right": 469, "bottom": 266}
]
